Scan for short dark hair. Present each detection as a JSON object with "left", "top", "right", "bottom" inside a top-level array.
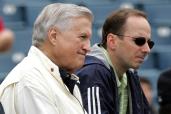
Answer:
[{"left": 101, "top": 8, "right": 147, "bottom": 48}]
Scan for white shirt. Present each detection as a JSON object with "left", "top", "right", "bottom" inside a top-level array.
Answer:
[{"left": 0, "top": 46, "right": 86, "bottom": 114}]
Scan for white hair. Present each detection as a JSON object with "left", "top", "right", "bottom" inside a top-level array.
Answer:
[{"left": 32, "top": 3, "right": 93, "bottom": 47}]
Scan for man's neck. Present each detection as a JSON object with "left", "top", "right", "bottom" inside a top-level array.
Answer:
[{"left": 108, "top": 52, "right": 127, "bottom": 79}]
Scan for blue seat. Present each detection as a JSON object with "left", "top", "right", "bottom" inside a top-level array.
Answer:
[
  {"left": 62, "top": 0, "right": 115, "bottom": 5},
  {"left": 0, "top": 103, "right": 4, "bottom": 114},
  {"left": 139, "top": 52, "right": 157, "bottom": 69},
  {"left": 151, "top": 26, "right": 171, "bottom": 46},
  {"left": 0, "top": 72, "right": 7, "bottom": 84},
  {"left": 25, "top": 2, "right": 51, "bottom": 27},
  {"left": 12, "top": 28, "right": 32, "bottom": 53},
  {"left": 0, "top": 28, "right": 32, "bottom": 81},
  {"left": 0, "top": 52, "right": 17, "bottom": 74},
  {"left": 91, "top": 24, "right": 103, "bottom": 45},
  {"left": 0, "top": 2, "right": 26, "bottom": 30},
  {"left": 87, "top": 4, "right": 120, "bottom": 25},
  {"left": 154, "top": 46, "right": 171, "bottom": 70},
  {"left": 144, "top": 4, "right": 171, "bottom": 25}
]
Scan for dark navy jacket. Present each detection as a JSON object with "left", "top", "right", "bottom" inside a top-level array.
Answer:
[{"left": 76, "top": 55, "right": 150, "bottom": 114}]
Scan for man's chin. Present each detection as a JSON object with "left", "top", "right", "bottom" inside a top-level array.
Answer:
[
  {"left": 77, "top": 62, "right": 84, "bottom": 69},
  {"left": 70, "top": 63, "right": 84, "bottom": 73},
  {"left": 132, "top": 64, "right": 141, "bottom": 69}
]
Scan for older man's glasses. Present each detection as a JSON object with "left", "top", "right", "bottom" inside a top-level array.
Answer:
[{"left": 115, "top": 34, "right": 154, "bottom": 49}]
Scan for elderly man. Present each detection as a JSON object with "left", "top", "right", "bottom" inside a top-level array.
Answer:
[{"left": 0, "top": 3, "right": 93, "bottom": 114}]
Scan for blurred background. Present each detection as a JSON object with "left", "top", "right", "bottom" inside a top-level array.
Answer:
[{"left": 1, "top": 0, "right": 171, "bottom": 112}]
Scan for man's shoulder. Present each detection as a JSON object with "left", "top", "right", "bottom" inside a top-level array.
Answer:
[
  {"left": 80, "top": 55, "right": 110, "bottom": 72},
  {"left": 76, "top": 55, "right": 112, "bottom": 81},
  {"left": 84, "top": 55, "right": 104, "bottom": 65}
]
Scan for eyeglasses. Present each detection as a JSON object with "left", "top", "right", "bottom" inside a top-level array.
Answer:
[{"left": 115, "top": 34, "right": 154, "bottom": 49}]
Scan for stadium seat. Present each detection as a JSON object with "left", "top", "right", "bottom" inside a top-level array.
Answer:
[
  {"left": 87, "top": 4, "right": 120, "bottom": 25},
  {"left": 144, "top": 4, "right": 171, "bottom": 25},
  {"left": 25, "top": 1, "right": 51, "bottom": 27},
  {"left": 0, "top": 28, "right": 32, "bottom": 82},
  {"left": 139, "top": 51, "right": 157, "bottom": 70},
  {"left": 151, "top": 26, "right": 171, "bottom": 46},
  {"left": 154, "top": 45, "right": 171, "bottom": 70},
  {"left": 62, "top": 0, "right": 115, "bottom": 5},
  {"left": 0, "top": 3, "right": 26, "bottom": 30},
  {"left": 0, "top": 103, "right": 4, "bottom": 114},
  {"left": 0, "top": 52, "right": 17, "bottom": 74},
  {"left": 12, "top": 28, "right": 32, "bottom": 53},
  {"left": 91, "top": 24, "right": 103, "bottom": 45}
]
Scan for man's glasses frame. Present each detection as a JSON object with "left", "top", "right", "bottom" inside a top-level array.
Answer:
[{"left": 115, "top": 34, "right": 154, "bottom": 49}]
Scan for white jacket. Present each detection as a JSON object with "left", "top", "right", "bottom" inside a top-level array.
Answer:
[{"left": 0, "top": 46, "right": 86, "bottom": 114}]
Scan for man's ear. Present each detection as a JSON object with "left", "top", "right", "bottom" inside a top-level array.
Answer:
[
  {"left": 106, "top": 33, "right": 117, "bottom": 50},
  {"left": 47, "top": 27, "right": 59, "bottom": 45}
]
